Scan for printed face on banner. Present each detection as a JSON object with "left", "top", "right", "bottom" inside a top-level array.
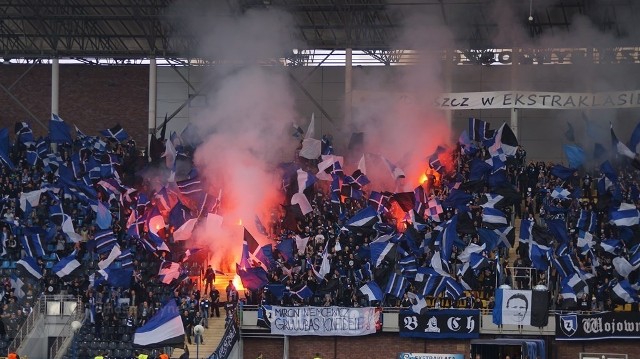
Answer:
[{"left": 502, "top": 290, "right": 531, "bottom": 325}]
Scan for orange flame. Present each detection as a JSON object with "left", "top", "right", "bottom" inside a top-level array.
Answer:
[
  {"left": 237, "top": 218, "right": 243, "bottom": 226},
  {"left": 232, "top": 274, "right": 245, "bottom": 291},
  {"left": 419, "top": 173, "right": 428, "bottom": 185},
  {"left": 389, "top": 201, "right": 408, "bottom": 232}
]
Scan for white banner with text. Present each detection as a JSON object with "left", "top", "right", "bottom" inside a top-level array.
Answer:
[
  {"left": 434, "top": 91, "right": 640, "bottom": 109},
  {"left": 270, "top": 306, "right": 378, "bottom": 336},
  {"left": 353, "top": 90, "right": 640, "bottom": 110}
]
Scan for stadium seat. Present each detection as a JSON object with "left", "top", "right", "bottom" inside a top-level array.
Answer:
[{"left": 624, "top": 303, "right": 632, "bottom": 311}]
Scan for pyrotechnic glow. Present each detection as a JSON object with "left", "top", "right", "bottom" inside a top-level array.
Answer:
[
  {"left": 419, "top": 173, "right": 428, "bottom": 184},
  {"left": 232, "top": 274, "right": 245, "bottom": 291},
  {"left": 237, "top": 218, "right": 243, "bottom": 226},
  {"left": 389, "top": 201, "right": 408, "bottom": 232}
]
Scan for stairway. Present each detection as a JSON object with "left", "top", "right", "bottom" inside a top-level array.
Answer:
[{"left": 171, "top": 273, "right": 239, "bottom": 359}]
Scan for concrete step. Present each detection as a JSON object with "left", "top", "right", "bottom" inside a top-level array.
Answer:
[
  {"left": 171, "top": 315, "right": 228, "bottom": 359},
  {"left": 171, "top": 273, "right": 239, "bottom": 358},
  {"left": 201, "top": 273, "right": 245, "bottom": 302}
]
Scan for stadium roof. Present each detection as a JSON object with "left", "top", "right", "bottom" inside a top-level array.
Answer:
[{"left": 0, "top": 0, "right": 637, "bottom": 61}]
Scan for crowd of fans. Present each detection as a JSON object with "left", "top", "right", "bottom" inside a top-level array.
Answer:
[
  {"left": 0, "top": 121, "right": 230, "bottom": 358},
  {"left": 249, "top": 127, "right": 640, "bottom": 316},
  {"left": 0, "top": 118, "right": 639, "bottom": 358}
]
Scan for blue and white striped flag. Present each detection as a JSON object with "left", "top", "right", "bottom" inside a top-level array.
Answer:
[
  {"left": 52, "top": 252, "right": 81, "bottom": 278},
  {"left": 385, "top": 272, "right": 408, "bottom": 298},
  {"left": 610, "top": 203, "right": 640, "bottom": 227},
  {"left": 359, "top": 281, "right": 383, "bottom": 301}
]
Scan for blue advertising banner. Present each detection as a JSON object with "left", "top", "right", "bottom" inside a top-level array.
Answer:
[
  {"left": 398, "top": 353, "right": 464, "bottom": 359},
  {"left": 399, "top": 309, "right": 480, "bottom": 339}
]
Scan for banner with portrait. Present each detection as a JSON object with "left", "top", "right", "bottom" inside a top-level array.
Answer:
[
  {"left": 269, "top": 306, "right": 379, "bottom": 336},
  {"left": 493, "top": 289, "right": 549, "bottom": 327}
]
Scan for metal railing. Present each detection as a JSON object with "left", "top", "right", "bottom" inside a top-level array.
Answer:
[
  {"left": 7, "top": 295, "right": 45, "bottom": 353},
  {"left": 49, "top": 296, "right": 85, "bottom": 359}
]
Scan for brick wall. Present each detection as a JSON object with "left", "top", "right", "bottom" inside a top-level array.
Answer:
[
  {"left": 244, "top": 335, "right": 640, "bottom": 359},
  {"left": 0, "top": 64, "right": 148, "bottom": 146},
  {"left": 243, "top": 335, "right": 469, "bottom": 359},
  {"left": 554, "top": 340, "right": 640, "bottom": 359}
]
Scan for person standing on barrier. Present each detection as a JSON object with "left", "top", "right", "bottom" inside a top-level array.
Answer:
[{"left": 204, "top": 265, "right": 215, "bottom": 294}]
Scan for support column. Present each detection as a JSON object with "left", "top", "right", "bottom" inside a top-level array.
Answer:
[
  {"left": 510, "top": 51, "right": 519, "bottom": 139},
  {"left": 510, "top": 108, "right": 518, "bottom": 140},
  {"left": 443, "top": 51, "right": 454, "bottom": 132},
  {"left": 148, "top": 58, "right": 157, "bottom": 161},
  {"left": 283, "top": 335, "right": 289, "bottom": 359},
  {"left": 51, "top": 58, "right": 59, "bottom": 116},
  {"left": 344, "top": 48, "right": 353, "bottom": 125}
]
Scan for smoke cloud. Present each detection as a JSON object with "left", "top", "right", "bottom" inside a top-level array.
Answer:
[
  {"left": 347, "top": 9, "right": 455, "bottom": 190},
  {"left": 170, "top": 3, "right": 301, "bottom": 271}
]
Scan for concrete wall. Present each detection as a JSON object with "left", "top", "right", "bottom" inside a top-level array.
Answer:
[
  {"left": 241, "top": 334, "right": 640, "bottom": 359},
  {"left": 242, "top": 335, "right": 469, "bottom": 359}
]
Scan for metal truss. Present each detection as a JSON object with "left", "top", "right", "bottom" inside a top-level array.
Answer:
[
  {"left": 0, "top": 0, "right": 192, "bottom": 58},
  {"left": 0, "top": 0, "right": 636, "bottom": 60}
]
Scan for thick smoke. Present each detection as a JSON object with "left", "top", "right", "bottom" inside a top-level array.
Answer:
[
  {"left": 347, "top": 9, "right": 456, "bottom": 191},
  {"left": 478, "top": 1, "right": 640, "bottom": 162},
  {"left": 171, "top": 3, "right": 301, "bottom": 271}
]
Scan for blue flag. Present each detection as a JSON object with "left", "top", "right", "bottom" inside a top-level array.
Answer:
[
  {"left": 385, "top": 272, "right": 408, "bottom": 298},
  {"left": 15, "top": 122, "right": 34, "bottom": 144},
  {"left": 628, "top": 122, "right": 640, "bottom": 154},
  {"left": 563, "top": 144, "right": 585, "bottom": 169},
  {"left": 16, "top": 256, "right": 43, "bottom": 279},
  {"left": 359, "top": 281, "right": 383, "bottom": 301},
  {"left": 96, "top": 201, "right": 112, "bottom": 230},
  {"left": 255, "top": 244, "right": 275, "bottom": 269},
  {"left": 549, "top": 164, "right": 576, "bottom": 180},
  {"left": 344, "top": 206, "right": 378, "bottom": 228},
  {"left": 98, "top": 266, "right": 133, "bottom": 289},
  {"left": 0, "top": 128, "right": 14, "bottom": 170},
  {"left": 49, "top": 114, "right": 73, "bottom": 143},
  {"left": 237, "top": 264, "right": 268, "bottom": 291},
  {"left": 133, "top": 299, "right": 185, "bottom": 347},
  {"left": 52, "top": 252, "right": 81, "bottom": 278},
  {"left": 100, "top": 124, "right": 129, "bottom": 142}
]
